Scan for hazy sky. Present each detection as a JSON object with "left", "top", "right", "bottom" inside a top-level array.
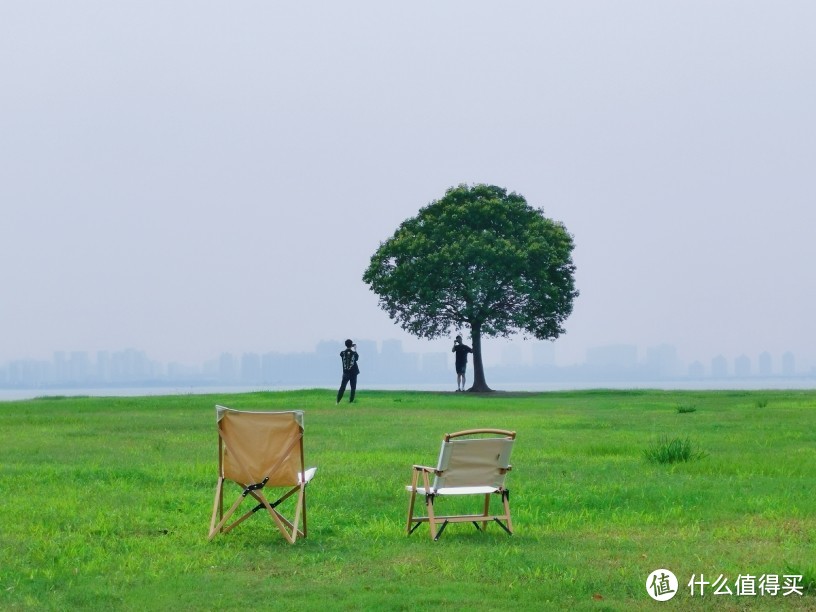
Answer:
[{"left": 2, "top": 2, "right": 815, "bottom": 370}]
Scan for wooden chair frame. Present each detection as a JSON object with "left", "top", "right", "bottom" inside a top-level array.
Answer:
[
  {"left": 208, "top": 407, "right": 316, "bottom": 544},
  {"left": 406, "top": 428, "right": 515, "bottom": 540}
]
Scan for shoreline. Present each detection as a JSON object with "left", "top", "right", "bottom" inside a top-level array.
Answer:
[{"left": 3, "top": 378, "right": 816, "bottom": 402}]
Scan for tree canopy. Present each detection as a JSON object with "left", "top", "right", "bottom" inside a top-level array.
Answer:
[{"left": 363, "top": 184, "right": 578, "bottom": 391}]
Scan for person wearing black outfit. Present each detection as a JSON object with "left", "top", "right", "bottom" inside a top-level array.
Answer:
[
  {"left": 336, "top": 339, "right": 360, "bottom": 404},
  {"left": 452, "top": 334, "right": 473, "bottom": 392}
]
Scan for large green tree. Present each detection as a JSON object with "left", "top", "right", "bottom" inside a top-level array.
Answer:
[{"left": 363, "top": 184, "right": 578, "bottom": 392}]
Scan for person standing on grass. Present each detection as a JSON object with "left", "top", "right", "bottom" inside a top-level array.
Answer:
[
  {"left": 452, "top": 334, "right": 472, "bottom": 392},
  {"left": 336, "top": 339, "right": 360, "bottom": 404}
]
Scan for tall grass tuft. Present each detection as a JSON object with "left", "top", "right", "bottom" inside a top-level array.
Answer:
[
  {"left": 676, "top": 404, "right": 697, "bottom": 414},
  {"left": 755, "top": 399, "right": 769, "bottom": 408},
  {"left": 644, "top": 436, "right": 707, "bottom": 464}
]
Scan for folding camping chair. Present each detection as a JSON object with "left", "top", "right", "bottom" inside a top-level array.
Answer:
[
  {"left": 405, "top": 429, "right": 516, "bottom": 540},
  {"left": 208, "top": 405, "right": 316, "bottom": 544}
]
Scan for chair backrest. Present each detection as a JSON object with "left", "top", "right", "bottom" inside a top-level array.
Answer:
[
  {"left": 216, "top": 406, "right": 305, "bottom": 487},
  {"left": 432, "top": 429, "right": 515, "bottom": 491}
]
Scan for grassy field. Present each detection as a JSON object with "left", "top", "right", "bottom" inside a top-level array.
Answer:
[{"left": 1, "top": 388, "right": 814, "bottom": 611}]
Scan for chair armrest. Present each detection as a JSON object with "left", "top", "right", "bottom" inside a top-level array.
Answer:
[
  {"left": 412, "top": 465, "right": 440, "bottom": 474},
  {"left": 409, "top": 465, "right": 439, "bottom": 492},
  {"left": 445, "top": 428, "right": 516, "bottom": 441}
]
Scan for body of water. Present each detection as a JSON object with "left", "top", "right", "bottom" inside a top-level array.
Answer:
[{"left": 2, "top": 378, "right": 816, "bottom": 402}]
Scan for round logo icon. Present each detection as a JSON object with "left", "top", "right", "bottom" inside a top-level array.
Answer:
[{"left": 646, "top": 569, "right": 678, "bottom": 601}]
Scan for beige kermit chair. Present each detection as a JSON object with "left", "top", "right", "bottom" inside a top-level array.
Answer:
[
  {"left": 405, "top": 429, "right": 516, "bottom": 540},
  {"left": 208, "top": 405, "right": 316, "bottom": 544}
]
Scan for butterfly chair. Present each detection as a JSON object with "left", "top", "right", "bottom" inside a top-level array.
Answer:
[
  {"left": 406, "top": 429, "right": 516, "bottom": 540},
  {"left": 208, "top": 406, "right": 316, "bottom": 544}
]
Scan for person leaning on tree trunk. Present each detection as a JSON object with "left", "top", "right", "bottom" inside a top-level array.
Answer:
[{"left": 452, "top": 334, "right": 472, "bottom": 392}]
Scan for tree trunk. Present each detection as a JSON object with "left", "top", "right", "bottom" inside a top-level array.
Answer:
[{"left": 467, "top": 323, "right": 493, "bottom": 392}]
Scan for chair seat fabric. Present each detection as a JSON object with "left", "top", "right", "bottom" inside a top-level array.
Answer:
[{"left": 406, "top": 485, "right": 499, "bottom": 496}]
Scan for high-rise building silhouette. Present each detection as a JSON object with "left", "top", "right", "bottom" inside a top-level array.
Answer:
[
  {"left": 219, "top": 353, "right": 238, "bottom": 383},
  {"left": 241, "top": 353, "right": 261, "bottom": 384},
  {"left": 782, "top": 351, "right": 795, "bottom": 376},
  {"left": 586, "top": 344, "right": 637, "bottom": 368},
  {"left": 711, "top": 354, "right": 728, "bottom": 378},
  {"left": 646, "top": 344, "right": 679, "bottom": 377},
  {"left": 688, "top": 360, "right": 705, "bottom": 378},
  {"left": 97, "top": 351, "right": 111, "bottom": 382},
  {"left": 734, "top": 354, "right": 751, "bottom": 377}
]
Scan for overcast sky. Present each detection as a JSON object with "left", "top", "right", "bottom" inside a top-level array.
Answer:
[{"left": 2, "top": 2, "right": 815, "bottom": 371}]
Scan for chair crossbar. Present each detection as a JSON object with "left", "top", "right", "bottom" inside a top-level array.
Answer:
[
  {"left": 249, "top": 483, "right": 299, "bottom": 513},
  {"left": 242, "top": 477, "right": 269, "bottom": 496},
  {"left": 409, "top": 512, "right": 511, "bottom": 524}
]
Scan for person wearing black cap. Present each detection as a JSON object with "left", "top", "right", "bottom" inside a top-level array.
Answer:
[
  {"left": 336, "top": 339, "right": 360, "bottom": 404},
  {"left": 452, "top": 334, "right": 472, "bottom": 392}
]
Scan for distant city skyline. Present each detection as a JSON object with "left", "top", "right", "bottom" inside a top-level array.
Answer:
[
  {"left": 1, "top": 338, "right": 811, "bottom": 391},
  {"left": 3, "top": 332, "right": 811, "bottom": 372}
]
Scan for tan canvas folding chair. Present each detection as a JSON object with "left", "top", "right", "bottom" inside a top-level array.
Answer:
[
  {"left": 406, "top": 429, "right": 515, "bottom": 540},
  {"left": 208, "top": 405, "right": 316, "bottom": 544}
]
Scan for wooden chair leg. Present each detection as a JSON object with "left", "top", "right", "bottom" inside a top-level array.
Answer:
[
  {"left": 290, "top": 485, "right": 305, "bottom": 542},
  {"left": 301, "top": 486, "right": 308, "bottom": 538},
  {"left": 426, "top": 495, "right": 437, "bottom": 540},
  {"left": 406, "top": 489, "right": 417, "bottom": 534},
  {"left": 503, "top": 491, "right": 513, "bottom": 533},
  {"left": 208, "top": 477, "right": 224, "bottom": 539},
  {"left": 209, "top": 489, "right": 249, "bottom": 541}
]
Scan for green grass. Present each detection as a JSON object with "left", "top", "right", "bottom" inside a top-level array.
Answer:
[
  {"left": 644, "top": 436, "right": 707, "bottom": 464},
  {"left": 1, "top": 389, "right": 815, "bottom": 610}
]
